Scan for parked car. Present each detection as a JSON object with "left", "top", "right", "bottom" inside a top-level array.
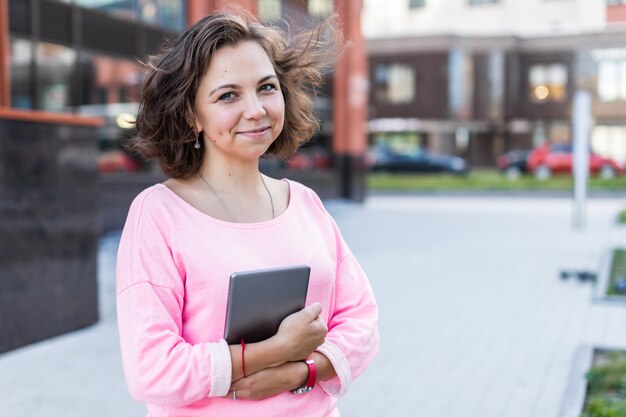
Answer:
[
  {"left": 527, "top": 143, "right": 624, "bottom": 179},
  {"left": 366, "top": 145, "right": 468, "bottom": 174},
  {"left": 497, "top": 149, "right": 531, "bottom": 179},
  {"left": 286, "top": 148, "right": 332, "bottom": 171},
  {"left": 97, "top": 150, "right": 140, "bottom": 173}
]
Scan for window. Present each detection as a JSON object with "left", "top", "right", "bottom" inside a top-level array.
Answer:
[
  {"left": 409, "top": 0, "right": 426, "bottom": 8},
  {"left": 607, "top": 0, "right": 626, "bottom": 5},
  {"left": 80, "top": 54, "right": 142, "bottom": 105},
  {"left": 258, "top": 0, "right": 281, "bottom": 21},
  {"left": 138, "top": 0, "right": 185, "bottom": 32},
  {"left": 74, "top": 0, "right": 185, "bottom": 31},
  {"left": 10, "top": 38, "right": 33, "bottom": 110},
  {"left": 374, "top": 63, "right": 415, "bottom": 105},
  {"left": 75, "top": 52, "right": 145, "bottom": 173},
  {"left": 528, "top": 63, "right": 568, "bottom": 103},
  {"left": 593, "top": 125, "right": 626, "bottom": 164},
  {"left": 74, "top": 0, "right": 134, "bottom": 21},
  {"left": 598, "top": 60, "right": 626, "bottom": 101},
  {"left": 36, "top": 43, "right": 76, "bottom": 112},
  {"left": 309, "top": 0, "right": 333, "bottom": 16},
  {"left": 468, "top": 0, "right": 500, "bottom": 4}
]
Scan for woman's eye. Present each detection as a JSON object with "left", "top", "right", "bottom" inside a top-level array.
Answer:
[
  {"left": 259, "top": 83, "right": 277, "bottom": 93},
  {"left": 218, "top": 92, "right": 237, "bottom": 101}
]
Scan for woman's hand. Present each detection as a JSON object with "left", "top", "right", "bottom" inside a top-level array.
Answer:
[
  {"left": 273, "top": 303, "right": 327, "bottom": 362},
  {"left": 227, "top": 361, "right": 308, "bottom": 401},
  {"left": 228, "top": 303, "right": 327, "bottom": 382}
]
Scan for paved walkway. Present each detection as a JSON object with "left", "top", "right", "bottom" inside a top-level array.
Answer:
[{"left": 2, "top": 195, "right": 626, "bottom": 417}]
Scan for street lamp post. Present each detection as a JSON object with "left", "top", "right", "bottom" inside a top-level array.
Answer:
[{"left": 572, "top": 90, "right": 592, "bottom": 229}]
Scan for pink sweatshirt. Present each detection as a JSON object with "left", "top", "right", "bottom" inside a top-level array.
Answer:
[{"left": 116, "top": 180, "right": 379, "bottom": 417}]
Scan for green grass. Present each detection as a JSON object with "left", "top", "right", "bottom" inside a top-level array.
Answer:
[
  {"left": 366, "top": 170, "right": 626, "bottom": 192},
  {"left": 582, "top": 350, "right": 626, "bottom": 417},
  {"left": 608, "top": 249, "right": 626, "bottom": 297},
  {"left": 618, "top": 210, "right": 626, "bottom": 224}
]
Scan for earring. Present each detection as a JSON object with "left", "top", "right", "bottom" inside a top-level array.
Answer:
[{"left": 193, "top": 128, "right": 201, "bottom": 149}]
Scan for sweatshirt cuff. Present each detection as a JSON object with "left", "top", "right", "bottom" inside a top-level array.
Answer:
[
  {"left": 316, "top": 340, "right": 352, "bottom": 397},
  {"left": 207, "top": 339, "right": 232, "bottom": 397}
]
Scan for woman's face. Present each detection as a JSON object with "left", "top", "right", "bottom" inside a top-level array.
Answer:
[{"left": 194, "top": 40, "right": 285, "bottom": 165}]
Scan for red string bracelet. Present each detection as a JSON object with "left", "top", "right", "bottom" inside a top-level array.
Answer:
[{"left": 241, "top": 338, "right": 247, "bottom": 378}]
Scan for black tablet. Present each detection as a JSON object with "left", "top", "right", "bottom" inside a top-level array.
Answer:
[{"left": 223, "top": 264, "right": 310, "bottom": 344}]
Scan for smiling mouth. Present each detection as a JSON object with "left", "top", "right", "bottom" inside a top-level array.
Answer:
[{"left": 239, "top": 126, "right": 270, "bottom": 134}]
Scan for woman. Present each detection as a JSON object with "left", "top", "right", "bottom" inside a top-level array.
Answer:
[{"left": 116, "top": 11, "right": 379, "bottom": 417}]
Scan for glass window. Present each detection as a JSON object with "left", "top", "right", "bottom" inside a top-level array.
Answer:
[
  {"left": 139, "top": 0, "right": 185, "bottom": 32},
  {"left": 76, "top": 52, "right": 143, "bottom": 108},
  {"left": 36, "top": 43, "right": 76, "bottom": 113},
  {"left": 597, "top": 59, "right": 626, "bottom": 101},
  {"left": 74, "top": 0, "right": 184, "bottom": 31},
  {"left": 76, "top": 52, "right": 145, "bottom": 174},
  {"left": 374, "top": 63, "right": 415, "bottom": 105},
  {"left": 599, "top": 61, "right": 618, "bottom": 101},
  {"left": 258, "top": 0, "right": 282, "bottom": 21},
  {"left": 10, "top": 38, "right": 33, "bottom": 110},
  {"left": 409, "top": 0, "right": 426, "bottom": 7},
  {"left": 528, "top": 63, "right": 568, "bottom": 103},
  {"left": 74, "top": 0, "right": 135, "bottom": 22},
  {"left": 592, "top": 125, "right": 626, "bottom": 164},
  {"left": 308, "top": 0, "right": 333, "bottom": 16}
]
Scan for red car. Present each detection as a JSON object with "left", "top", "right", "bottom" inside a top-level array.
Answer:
[
  {"left": 527, "top": 143, "right": 624, "bottom": 179},
  {"left": 98, "top": 150, "right": 140, "bottom": 173}
]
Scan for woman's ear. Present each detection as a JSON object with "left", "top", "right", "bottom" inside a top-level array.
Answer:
[{"left": 194, "top": 117, "right": 202, "bottom": 134}]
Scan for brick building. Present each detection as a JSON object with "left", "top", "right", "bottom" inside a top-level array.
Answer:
[{"left": 364, "top": 0, "right": 626, "bottom": 168}]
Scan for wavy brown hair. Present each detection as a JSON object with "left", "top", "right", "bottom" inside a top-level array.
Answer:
[{"left": 129, "top": 11, "right": 340, "bottom": 179}]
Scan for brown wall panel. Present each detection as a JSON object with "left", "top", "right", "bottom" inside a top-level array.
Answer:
[
  {"left": 509, "top": 52, "right": 574, "bottom": 120},
  {"left": 369, "top": 52, "right": 449, "bottom": 120}
]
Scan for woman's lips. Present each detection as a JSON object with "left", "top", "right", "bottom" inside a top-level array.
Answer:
[{"left": 238, "top": 126, "right": 270, "bottom": 138}]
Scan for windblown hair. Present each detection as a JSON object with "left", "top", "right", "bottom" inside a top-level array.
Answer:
[{"left": 130, "top": 11, "right": 341, "bottom": 179}]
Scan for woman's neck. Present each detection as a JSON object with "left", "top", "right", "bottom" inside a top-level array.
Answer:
[{"left": 199, "top": 158, "right": 263, "bottom": 195}]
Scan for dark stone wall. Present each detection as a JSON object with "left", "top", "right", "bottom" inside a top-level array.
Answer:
[{"left": 0, "top": 117, "right": 100, "bottom": 353}]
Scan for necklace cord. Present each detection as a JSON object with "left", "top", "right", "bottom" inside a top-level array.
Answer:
[
  {"left": 260, "top": 174, "right": 275, "bottom": 220},
  {"left": 198, "top": 172, "right": 275, "bottom": 223}
]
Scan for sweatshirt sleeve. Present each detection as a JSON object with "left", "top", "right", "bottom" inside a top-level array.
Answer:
[
  {"left": 316, "top": 230, "right": 380, "bottom": 397},
  {"left": 116, "top": 191, "right": 232, "bottom": 406}
]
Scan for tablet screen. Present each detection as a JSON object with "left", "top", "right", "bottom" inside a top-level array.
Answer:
[{"left": 223, "top": 264, "right": 310, "bottom": 344}]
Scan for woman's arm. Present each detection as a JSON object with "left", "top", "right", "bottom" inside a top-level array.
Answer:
[
  {"left": 315, "top": 250, "right": 379, "bottom": 397},
  {"left": 228, "top": 303, "right": 327, "bottom": 382},
  {"left": 227, "top": 351, "right": 337, "bottom": 401}
]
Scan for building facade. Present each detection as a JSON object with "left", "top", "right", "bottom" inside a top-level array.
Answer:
[
  {"left": 364, "top": 0, "right": 626, "bottom": 167},
  {"left": 2, "top": 0, "right": 367, "bottom": 199}
]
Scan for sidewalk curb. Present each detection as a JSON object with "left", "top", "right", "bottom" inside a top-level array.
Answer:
[
  {"left": 558, "top": 345, "right": 592, "bottom": 417},
  {"left": 593, "top": 247, "right": 626, "bottom": 305}
]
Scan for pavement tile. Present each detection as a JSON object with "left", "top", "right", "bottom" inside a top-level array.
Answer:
[{"left": 2, "top": 195, "right": 626, "bottom": 417}]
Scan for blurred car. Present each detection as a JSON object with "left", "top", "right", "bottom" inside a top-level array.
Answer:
[
  {"left": 286, "top": 148, "right": 332, "bottom": 171},
  {"left": 98, "top": 150, "right": 140, "bottom": 173},
  {"left": 527, "top": 143, "right": 624, "bottom": 179},
  {"left": 366, "top": 145, "right": 468, "bottom": 174},
  {"left": 497, "top": 149, "right": 531, "bottom": 179}
]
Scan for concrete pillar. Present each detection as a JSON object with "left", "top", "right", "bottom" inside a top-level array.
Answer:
[
  {"left": 187, "top": 0, "right": 256, "bottom": 25},
  {"left": 0, "top": 0, "right": 9, "bottom": 107},
  {"left": 333, "top": 0, "right": 368, "bottom": 201}
]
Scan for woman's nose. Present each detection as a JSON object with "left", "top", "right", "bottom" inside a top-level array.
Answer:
[{"left": 243, "top": 95, "right": 266, "bottom": 119}]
